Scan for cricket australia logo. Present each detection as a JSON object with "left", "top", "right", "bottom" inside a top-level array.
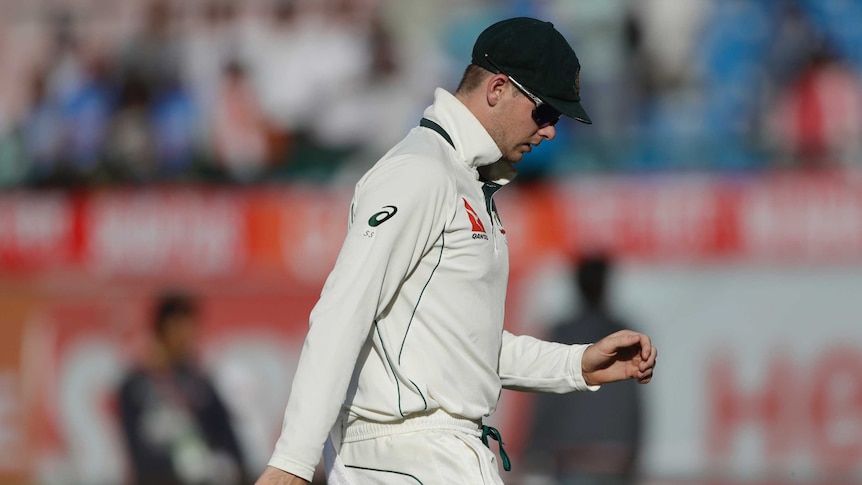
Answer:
[
  {"left": 574, "top": 68, "right": 581, "bottom": 97},
  {"left": 463, "top": 198, "right": 488, "bottom": 240}
]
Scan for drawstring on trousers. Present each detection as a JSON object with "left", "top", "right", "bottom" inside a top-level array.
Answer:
[{"left": 481, "top": 425, "right": 511, "bottom": 472}]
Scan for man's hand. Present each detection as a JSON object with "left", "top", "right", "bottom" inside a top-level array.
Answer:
[
  {"left": 255, "top": 466, "right": 310, "bottom": 485},
  {"left": 582, "top": 330, "right": 657, "bottom": 386}
]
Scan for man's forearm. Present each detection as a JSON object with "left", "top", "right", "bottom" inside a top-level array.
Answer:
[
  {"left": 499, "top": 331, "right": 596, "bottom": 392},
  {"left": 255, "top": 466, "right": 310, "bottom": 485}
]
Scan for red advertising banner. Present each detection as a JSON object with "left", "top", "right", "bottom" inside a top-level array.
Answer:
[
  {"left": 3, "top": 173, "right": 862, "bottom": 279},
  {"left": 0, "top": 192, "right": 78, "bottom": 271}
]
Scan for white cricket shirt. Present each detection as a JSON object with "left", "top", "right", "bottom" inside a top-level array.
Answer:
[{"left": 268, "top": 89, "right": 596, "bottom": 481}]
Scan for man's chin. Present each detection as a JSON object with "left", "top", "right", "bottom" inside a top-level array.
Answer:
[{"left": 502, "top": 152, "right": 525, "bottom": 165}]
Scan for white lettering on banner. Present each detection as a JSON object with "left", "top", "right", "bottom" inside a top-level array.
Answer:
[
  {"left": 742, "top": 183, "right": 862, "bottom": 259},
  {"left": 561, "top": 182, "right": 621, "bottom": 250},
  {"left": 708, "top": 348, "right": 862, "bottom": 478},
  {"left": 87, "top": 193, "right": 244, "bottom": 275},
  {"left": 0, "top": 194, "right": 70, "bottom": 253},
  {"left": 649, "top": 184, "right": 718, "bottom": 256},
  {"left": 0, "top": 372, "right": 23, "bottom": 471},
  {"left": 559, "top": 179, "right": 721, "bottom": 257},
  {"left": 615, "top": 265, "right": 862, "bottom": 481}
]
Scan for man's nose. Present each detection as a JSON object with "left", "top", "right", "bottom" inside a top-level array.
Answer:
[{"left": 537, "top": 124, "right": 556, "bottom": 141}]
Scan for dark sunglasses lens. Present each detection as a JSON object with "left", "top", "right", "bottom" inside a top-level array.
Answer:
[{"left": 532, "top": 103, "right": 562, "bottom": 128}]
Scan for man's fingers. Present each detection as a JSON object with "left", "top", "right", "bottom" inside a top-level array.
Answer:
[
  {"left": 613, "top": 331, "right": 651, "bottom": 362},
  {"left": 603, "top": 331, "right": 639, "bottom": 352},
  {"left": 637, "top": 368, "right": 653, "bottom": 383},
  {"left": 590, "top": 331, "right": 658, "bottom": 385},
  {"left": 638, "top": 334, "right": 652, "bottom": 360},
  {"left": 639, "top": 346, "right": 658, "bottom": 372},
  {"left": 637, "top": 350, "right": 655, "bottom": 383}
]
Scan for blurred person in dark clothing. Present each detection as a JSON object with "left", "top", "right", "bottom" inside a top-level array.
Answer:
[
  {"left": 150, "top": 72, "right": 200, "bottom": 178},
  {"left": 117, "top": 291, "right": 249, "bottom": 485},
  {"left": 22, "top": 65, "right": 66, "bottom": 186},
  {"left": 116, "top": 0, "right": 184, "bottom": 97},
  {"left": 60, "top": 51, "right": 117, "bottom": 182},
  {"left": 104, "top": 74, "right": 156, "bottom": 182},
  {"left": 524, "top": 253, "right": 643, "bottom": 485}
]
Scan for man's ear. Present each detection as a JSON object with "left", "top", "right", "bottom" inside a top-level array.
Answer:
[{"left": 486, "top": 74, "right": 508, "bottom": 108}]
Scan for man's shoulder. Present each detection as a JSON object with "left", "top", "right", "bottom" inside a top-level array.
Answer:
[
  {"left": 385, "top": 123, "right": 463, "bottom": 167},
  {"left": 360, "top": 144, "right": 456, "bottom": 195}
]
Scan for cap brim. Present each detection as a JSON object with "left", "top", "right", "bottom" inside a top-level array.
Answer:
[{"left": 547, "top": 97, "right": 592, "bottom": 125}]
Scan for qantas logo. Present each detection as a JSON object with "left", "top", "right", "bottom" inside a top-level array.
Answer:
[
  {"left": 463, "top": 198, "right": 485, "bottom": 232},
  {"left": 463, "top": 198, "right": 488, "bottom": 240}
]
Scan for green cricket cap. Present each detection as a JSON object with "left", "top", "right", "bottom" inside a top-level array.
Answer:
[{"left": 472, "top": 17, "right": 592, "bottom": 124}]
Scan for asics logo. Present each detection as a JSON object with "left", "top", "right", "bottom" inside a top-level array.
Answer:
[{"left": 369, "top": 205, "right": 398, "bottom": 227}]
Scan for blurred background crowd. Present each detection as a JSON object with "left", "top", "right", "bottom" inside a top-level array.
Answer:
[{"left": 1, "top": 0, "right": 862, "bottom": 190}]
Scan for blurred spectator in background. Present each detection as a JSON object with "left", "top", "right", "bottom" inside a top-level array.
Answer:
[
  {"left": 22, "top": 65, "right": 67, "bottom": 186},
  {"left": 104, "top": 73, "right": 156, "bottom": 182},
  {"left": 211, "top": 60, "right": 274, "bottom": 183},
  {"left": 112, "top": 0, "right": 200, "bottom": 180},
  {"left": 765, "top": 43, "right": 862, "bottom": 170},
  {"left": 115, "top": 0, "right": 183, "bottom": 102},
  {"left": 60, "top": 51, "right": 116, "bottom": 184},
  {"left": 548, "top": 0, "right": 635, "bottom": 137},
  {"left": 314, "top": 8, "right": 432, "bottom": 184},
  {"left": 248, "top": 1, "right": 370, "bottom": 161},
  {"left": 150, "top": 70, "right": 200, "bottom": 179},
  {"left": 23, "top": 8, "right": 104, "bottom": 187},
  {"left": 245, "top": 0, "right": 377, "bottom": 179},
  {"left": 117, "top": 290, "right": 249, "bottom": 485},
  {"left": 182, "top": 0, "right": 251, "bottom": 124},
  {"left": 524, "top": 253, "right": 643, "bottom": 485}
]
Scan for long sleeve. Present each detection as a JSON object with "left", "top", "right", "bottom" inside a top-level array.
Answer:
[
  {"left": 267, "top": 156, "right": 455, "bottom": 480},
  {"left": 498, "top": 331, "right": 600, "bottom": 393}
]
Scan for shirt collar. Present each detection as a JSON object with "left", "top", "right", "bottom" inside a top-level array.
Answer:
[{"left": 421, "top": 88, "right": 517, "bottom": 185}]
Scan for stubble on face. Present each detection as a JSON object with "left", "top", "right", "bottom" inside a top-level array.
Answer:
[{"left": 489, "top": 89, "right": 538, "bottom": 164}]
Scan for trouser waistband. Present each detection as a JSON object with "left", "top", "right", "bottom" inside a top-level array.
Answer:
[{"left": 342, "top": 409, "right": 482, "bottom": 443}]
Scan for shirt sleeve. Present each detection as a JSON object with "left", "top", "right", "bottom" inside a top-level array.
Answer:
[
  {"left": 498, "top": 330, "right": 600, "bottom": 393},
  {"left": 267, "top": 156, "right": 455, "bottom": 480}
]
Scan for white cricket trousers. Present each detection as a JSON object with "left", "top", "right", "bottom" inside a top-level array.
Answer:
[{"left": 324, "top": 409, "right": 505, "bottom": 485}]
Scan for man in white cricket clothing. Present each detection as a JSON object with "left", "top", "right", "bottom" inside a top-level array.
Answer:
[{"left": 257, "top": 17, "right": 658, "bottom": 485}]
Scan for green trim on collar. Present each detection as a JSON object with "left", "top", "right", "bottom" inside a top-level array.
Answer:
[
  {"left": 419, "top": 118, "right": 455, "bottom": 149},
  {"left": 482, "top": 181, "right": 503, "bottom": 218}
]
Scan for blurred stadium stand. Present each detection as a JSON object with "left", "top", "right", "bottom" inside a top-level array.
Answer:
[
  {"left": 0, "top": 0, "right": 860, "bottom": 188},
  {"left": 2, "top": 1, "right": 862, "bottom": 485}
]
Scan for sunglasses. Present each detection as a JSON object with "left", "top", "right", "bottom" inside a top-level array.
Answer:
[{"left": 485, "top": 54, "right": 562, "bottom": 128}]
